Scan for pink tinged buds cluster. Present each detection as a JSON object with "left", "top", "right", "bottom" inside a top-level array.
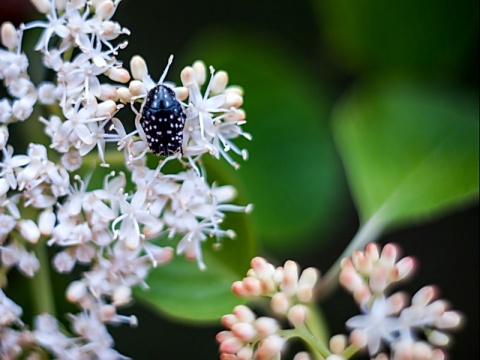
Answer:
[
  {"left": 339, "top": 243, "right": 463, "bottom": 359},
  {"left": 218, "top": 257, "right": 319, "bottom": 359},
  {"left": 220, "top": 244, "right": 463, "bottom": 360},
  {"left": 0, "top": 0, "right": 251, "bottom": 358}
]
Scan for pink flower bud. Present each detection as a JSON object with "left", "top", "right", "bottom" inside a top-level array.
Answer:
[{"left": 254, "top": 317, "right": 279, "bottom": 337}]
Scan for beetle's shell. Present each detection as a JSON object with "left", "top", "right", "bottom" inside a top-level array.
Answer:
[{"left": 140, "top": 85, "right": 186, "bottom": 156}]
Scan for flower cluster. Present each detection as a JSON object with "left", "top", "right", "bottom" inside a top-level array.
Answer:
[
  {"left": 338, "top": 243, "right": 463, "bottom": 359},
  {"left": 220, "top": 244, "right": 463, "bottom": 360},
  {"left": 218, "top": 257, "right": 319, "bottom": 359},
  {"left": 0, "top": 0, "right": 251, "bottom": 357}
]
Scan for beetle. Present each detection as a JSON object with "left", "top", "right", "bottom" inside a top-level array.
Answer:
[{"left": 139, "top": 83, "right": 186, "bottom": 156}]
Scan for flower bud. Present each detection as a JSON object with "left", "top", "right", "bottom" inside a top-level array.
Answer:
[
  {"left": 129, "top": 80, "right": 146, "bottom": 96},
  {"left": 211, "top": 70, "right": 228, "bottom": 94},
  {"left": 1, "top": 22, "right": 18, "bottom": 50},
  {"left": 329, "top": 334, "right": 347, "bottom": 354},
  {"left": 113, "top": 285, "right": 132, "bottom": 306},
  {"left": 254, "top": 317, "right": 279, "bottom": 337},
  {"left": 66, "top": 281, "right": 87, "bottom": 303},
  {"left": 130, "top": 55, "right": 148, "bottom": 81},
  {"left": 19, "top": 219, "right": 40, "bottom": 243},
  {"left": 38, "top": 209, "right": 56, "bottom": 235},
  {"left": 117, "top": 87, "right": 133, "bottom": 103},
  {"left": 192, "top": 60, "right": 206, "bottom": 85},
  {"left": 31, "top": 0, "right": 51, "bottom": 13},
  {"left": 95, "top": 0, "right": 114, "bottom": 20},
  {"left": 288, "top": 304, "right": 307, "bottom": 327},
  {"left": 96, "top": 100, "right": 117, "bottom": 117},
  {"left": 108, "top": 68, "right": 131, "bottom": 83}
]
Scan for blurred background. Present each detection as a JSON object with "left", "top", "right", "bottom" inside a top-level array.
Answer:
[{"left": 1, "top": 0, "right": 478, "bottom": 358}]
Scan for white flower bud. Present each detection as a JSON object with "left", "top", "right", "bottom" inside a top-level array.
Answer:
[
  {"left": 223, "top": 93, "right": 243, "bottom": 108},
  {"left": 180, "top": 66, "right": 195, "bottom": 87},
  {"left": 113, "top": 285, "right": 132, "bottom": 306},
  {"left": 192, "top": 60, "right": 206, "bottom": 85},
  {"left": 117, "top": 87, "right": 133, "bottom": 103},
  {"left": 329, "top": 334, "right": 347, "bottom": 354},
  {"left": 0, "top": 126, "right": 8, "bottom": 150},
  {"left": 211, "top": 70, "right": 228, "bottom": 94},
  {"left": 38, "top": 209, "right": 55, "bottom": 235},
  {"left": 66, "top": 281, "right": 87, "bottom": 303},
  {"left": 428, "top": 330, "right": 450, "bottom": 346},
  {"left": 31, "top": 0, "right": 52, "bottom": 13},
  {"left": 129, "top": 80, "right": 146, "bottom": 96},
  {"left": 1, "top": 22, "right": 18, "bottom": 50},
  {"left": 173, "top": 86, "right": 189, "bottom": 101},
  {"left": 95, "top": 0, "right": 115, "bottom": 20},
  {"left": 19, "top": 220, "right": 41, "bottom": 244},
  {"left": 99, "top": 84, "right": 118, "bottom": 101},
  {"left": 91, "top": 0, "right": 109, "bottom": 8},
  {"left": 130, "top": 55, "right": 148, "bottom": 81},
  {"left": 96, "top": 100, "right": 117, "bottom": 117},
  {"left": 108, "top": 68, "right": 131, "bottom": 83},
  {"left": 0, "top": 178, "right": 9, "bottom": 196}
]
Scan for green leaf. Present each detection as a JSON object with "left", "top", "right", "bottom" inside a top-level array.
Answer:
[
  {"left": 314, "top": 0, "right": 479, "bottom": 76},
  {"left": 333, "top": 79, "right": 479, "bottom": 228},
  {"left": 135, "top": 243, "right": 248, "bottom": 322},
  {"left": 178, "top": 29, "right": 345, "bottom": 253},
  {"left": 134, "top": 159, "right": 256, "bottom": 322}
]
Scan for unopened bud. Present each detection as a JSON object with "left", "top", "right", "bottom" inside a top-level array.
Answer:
[
  {"left": 31, "top": 0, "right": 51, "bottom": 13},
  {"left": 95, "top": 0, "right": 114, "bottom": 20},
  {"left": 1, "top": 22, "right": 18, "bottom": 50},
  {"left": 66, "top": 281, "right": 87, "bottom": 303},
  {"left": 211, "top": 70, "right": 228, "bottom": 94},
  {"left": 19, "top": 220, "right": 40, "bottom": 243},
  {"left": 129, "top": 80, "right": 146, "bottom": 96},
  {"left": 108, "top": 68, "right": 131, "bottom": 83},
  {"left": 192, "top": 60, "right": 206, "bottom": 85},
  {"left": 117, "top": 87, "right": 133, "bottom": 103},
  {"left": 96, "top": 100, "right": 117, "bottom": 117},
  {"left": 130, "top": 55, "right": 148, "bottom": 81},
  {"left": 38, "top": 209, "right": 55, "bottom": 235}
]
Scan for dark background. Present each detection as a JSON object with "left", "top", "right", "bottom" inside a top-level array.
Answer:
[{"left": 1, "top": 0, "right": 478, "bottom": 358}]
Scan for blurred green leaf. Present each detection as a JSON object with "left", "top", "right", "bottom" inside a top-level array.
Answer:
[
  {"left": 134, "top": 212, "right": 254, "bottom": 322},
  {"left": 179, "top": 29, "right": 345, "bottom": 253},
  {"left": 314, "top": 0, "right": 479, "bottom": 75},
  {"left": 333, "top": 79, "right": 479, "bottom": 228}
]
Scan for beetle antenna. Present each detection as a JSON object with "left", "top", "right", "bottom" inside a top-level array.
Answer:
[{"left": 158, "top": 54, "right": 174, "bottom": 85}]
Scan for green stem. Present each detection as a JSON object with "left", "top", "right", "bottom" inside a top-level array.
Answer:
[
  {"left": 281, "top": 326, "right": 331, "bottom": 359},
  {"left": 29, "top": 241, "right": 56, "bottom": 316},
  {"left": 316, "top": 212, "right": 384, "bottom": 300}
]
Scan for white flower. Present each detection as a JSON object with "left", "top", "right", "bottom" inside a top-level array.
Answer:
[{"left": 346, "top": 296, "right": 401, "bottom": 355}]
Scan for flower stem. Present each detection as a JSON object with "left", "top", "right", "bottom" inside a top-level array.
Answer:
[
  {"left": 282, "top": 325, "right": 332, "bottom": 359},
  {"left": 29, "top": 241, "right": 56, "bottom": 316},
  {"left": 316, "top": 212, "right": 384, "bottom": 300}
]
